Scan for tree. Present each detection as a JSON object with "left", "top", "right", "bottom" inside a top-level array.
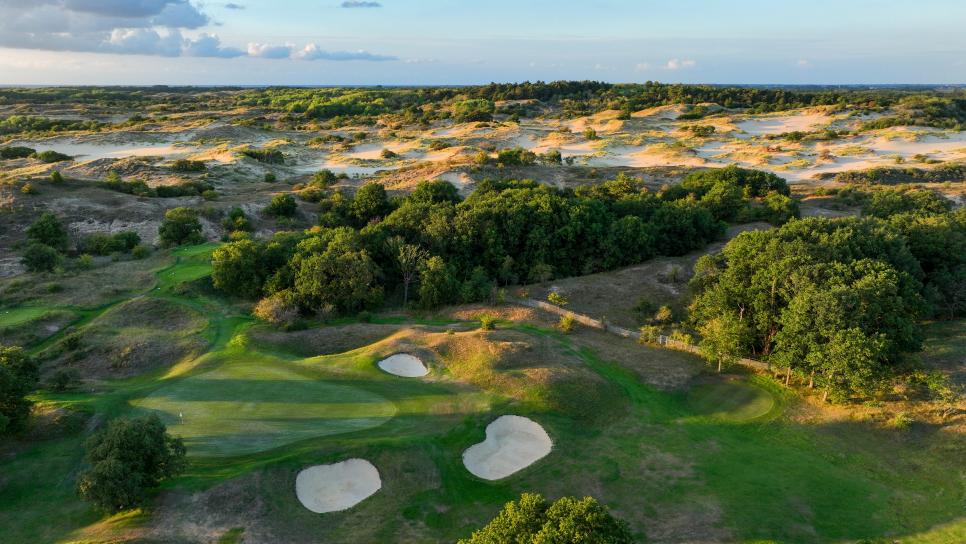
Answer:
[
  {"left": 698, "top": 315, "right": 748, "bottom": 373},
  {"left": 21, "top": 242, "right": 61, "bottom": 272},
  {"left": 351, "top": 183, "right": 390, "bottom": 225},
  {"left": 77, "top": 414, "right": 186, "bottom": 512},
  {"left": 0, "top": 345, "right": 38, "bottom": 435},
  {"left": 293, "top": 237, "right": 382, "bottom": 314},
  {"left": 385, "top": 236, "right": 429, "bottom": 306},
  {"left": 265, "top": 193, "right": 297, "bottom": 218},
  {"left": 158, "top": 207, "right": 203, "bottom": 247},
  {"left": 212, "top": 239, "right": 264, "bottom": 298},
  {"left": 459, "top": 493, "right": 634, "bottom": 544},
  {"left": 27, "top": 212, "right": 68, "bottom": 251},
  {"left": 418, "top": 256, "right": 457, "bottom": 309}
]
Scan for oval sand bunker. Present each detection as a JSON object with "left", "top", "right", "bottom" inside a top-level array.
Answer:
[
  {"left": 462, "top": 415, "right": 552, "bottom": 480},
  {"left": 377, "top": 353, "right": 429, "bottom": 377},
  {"left": 295, "top": 459, "right": 381, "bottom": 513}
]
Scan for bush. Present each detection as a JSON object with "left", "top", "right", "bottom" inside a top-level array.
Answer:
[
  {"left": 47, "top": 367, "right": 80, "bottom": 392},
  {"left": 222, "top": 207, "right": 252, "bottom": 232},
  {"left": 76, "top": 254, "right": 94, "bottom": 270},
  {"left": 496, "top": 147, "right": 536, "bottom": 166},
  {"left": 252, "top": 291, "right": 299, "bottom": 329},
  {"left": 240, "top": 148, "right": 284, "bottom": 164},
  {"left": 32, "top": 150, "right": 72, "bottom": 163},
  {"left": 265, "top": 193, "right": 297, "bottom": 218},
  {"left": 0, "top": 345, "right": 39, "bottom": 435},
  {"left": 20, "top": 182, "right": 37, "bottom": 195},
  {"left": 479, "top": 314, "right": 496, "bottom": 331},
  {"left": 21, "top": 242, "right": 61, "bottom": 272},
  {"left": 459, "top": 493, "right": 633, "bottom": 544},
  {"left": 558, "top": 314, "right": 575, "bottom": 333},
  {"left": 170, "top": 159, "right": 206, "bottom": 172},
  {"left": 264, "top": 172, "right": 277, "bottom": 183},
  {"left": 584, "top": 127, "right": 599, "bottom": 140},
  {"left": 49, "top": 171, "right": 64, "bottom": 183},
  {"left": 131, "top": 244, "right": 151, "bottom": 259},
  {"left": 380, "top": 148, "right": 398, "bottom": 159},
  {"left": 158, "top": 207, "right": 204, "bottom": 247},
  {"left": 77, "top": 414, "right": 186, "bottom": 512},
  {"left": 0, "top": 146, "right": 35, "bottom": 160},
  {"left": 547, "top": 292, "right": 568, "bottom": 307}
]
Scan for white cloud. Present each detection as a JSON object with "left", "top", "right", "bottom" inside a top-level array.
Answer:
[
  {"left": 797, "top": 59, "right": 811, "bottom": 67},
  {"left": 341, "top": 1, "right": 381, "bottom": 7},
  {"left": 295, "top": 43, "right": 397, "bottom": 61},
  {"left": 634, "top": 62, "right": 651, "bottom": 71},
  {"left": 664, "top": 58, "right": 696, "bottom": 70},
  {"left": 0, "top": 0, "right": 394, "bottom": 61}
]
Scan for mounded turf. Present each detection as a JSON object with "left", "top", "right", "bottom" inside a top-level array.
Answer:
[
  {"left": 132, "top": 357, "right": 397, "bottom": 457},
  {"left": 686, "top": 380, "right": 777, "bottom": 422}
]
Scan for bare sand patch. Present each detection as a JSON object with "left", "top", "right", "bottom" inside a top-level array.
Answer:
[
  {"left": 462, "top": 415, "right": 552, "bottom": 480},
  {"left": 295, "top": 459, "right": 381, "bottom": 513},
  {"left": 377, "top": 353, "right": 429, "bottom": 377}
]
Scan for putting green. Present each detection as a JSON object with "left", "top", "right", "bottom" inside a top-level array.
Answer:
[
  {"left": 0, "top": 307, "right": 51, "bottom": 328},
  {"left": 132, "top": 359, "right": 396, "bottom": 457},
  {"left": 686, "top": 380, "right": 776, "bottom": 422}
]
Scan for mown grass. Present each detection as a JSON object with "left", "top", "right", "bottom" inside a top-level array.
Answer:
[{"left": 0, "top": 306, "right": 51, "bottom": 327}]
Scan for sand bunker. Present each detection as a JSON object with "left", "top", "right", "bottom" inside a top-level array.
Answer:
[
  {"left": 377, "top": 353, "right": 429, "bottom": 377},
  {"left": 462, "top": 415, "right": 552, "bottom": 480},
  {"left": 295, "top": 459, "right": 381, "bottom": 513}
]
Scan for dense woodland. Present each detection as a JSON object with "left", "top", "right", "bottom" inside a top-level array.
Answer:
[
  {"left": 210, "top": 167, "right": 795, "bottom": 317},
  {"left": 690, "top": 187, "right": 964, "bottom": 399}
]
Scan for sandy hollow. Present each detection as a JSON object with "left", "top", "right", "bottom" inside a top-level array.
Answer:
[
  {"left": 462, "top": 415, "right": 552, "bottom": 480},
  {"left": 377, "top": 353, "right": 429, "bottom": 378},
  {"left": 295, "top": 459, "right": 381, "bottom": 513}
]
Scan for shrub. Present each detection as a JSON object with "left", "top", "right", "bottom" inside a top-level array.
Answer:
[
  {"left": 240, "top": 148, "right": 284, "bottom": 164},
  {"left": 252, "top": 291, "right": 299, "bottom": 329},
  {"left": 547, "top": 292, "right": 568, "bottom": 307},
  {"left": 47, "top": 367, "right": 80, "bottom": 392},
  {"left": 558, "top": 314, "right": 575, "bottom": 333},
  {"left": 265, "top": 193, "right": 297, "bottom": 218},
  {"left": 20, "top": 183, "right": 37, "bottom": 195},
  {"left": 380, "top": 148, "right": 398, "bottom": 159},
  {"left": 0, "top": 146, "right": 35, "bottom": 160},
  {"left": 479, "top": 314, "right": 496, "bottom": 331},
  {"left": 131, "top": 244, "right": 151, "bottom": 259},
  {"left": 584, "top": 127, "right": 599, "bottom": 140},
  {"left": 32, "top": 150, "right": 72, "bottom": 163},
  {"left": 653, "top": 305, "right": 673, "bottom": 324},
  {"left": 263, "top": 172, "right": 277, "bottom": 183},
  {"left": 49, "top": 171, "right": 64, "bottom": 183},
  {"left": 0, "top": 345, "right": 39, "bottom": 435},
  {"left": 21, "top": 242, "right": 61, "bottom": 272},
  {"left": 76, "top": 254, "right": 94, "bottom": 270},
  {"left": 77, "top": 414, "right": 186, "bottom": 512},
  {"left": 459, "top": 493, "right": 633, "bottom": 544},
  {"left": 158, "top": 207, "right": 204, "bottom": 247},
  {"left": 170, "top": 159, "right": 206, "bottom": 172}
]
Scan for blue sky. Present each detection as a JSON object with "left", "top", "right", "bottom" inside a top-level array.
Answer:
[{"left": 0, "top": 0, "right": 963, "bottom": 85}]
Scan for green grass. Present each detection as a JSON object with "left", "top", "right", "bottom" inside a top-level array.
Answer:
[
  {"left": 131, "top": 355, "right": 397, "bottom": 457},
  {"left": 0, "top": 306, "right": 51, "bottom": 327},
  {"left": 685, "top": 380, "right": 777, "bottom": 422}
]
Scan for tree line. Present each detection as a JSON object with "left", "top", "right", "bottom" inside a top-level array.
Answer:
[{"left": 211, "top": 167, "right": 795, "bottom": 324}]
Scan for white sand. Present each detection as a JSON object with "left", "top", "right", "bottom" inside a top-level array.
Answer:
[
  {"left": 377, "top": 354, "right": 429, "bottom": 378},
  {"left": 462, "top": 415, "right": 552, "bottom": 480},
  {"left": 295, "top": 459, "right": 381, "bottom": 513}
]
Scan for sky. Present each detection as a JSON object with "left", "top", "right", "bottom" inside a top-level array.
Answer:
[{"left": 0, "top": 0, "right": 963, "bottom": 86}]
